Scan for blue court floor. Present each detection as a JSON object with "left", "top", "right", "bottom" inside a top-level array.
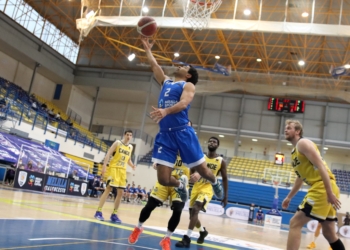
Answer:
[{"left": 0, "top": 219, "right": 254, "bottom": 250}]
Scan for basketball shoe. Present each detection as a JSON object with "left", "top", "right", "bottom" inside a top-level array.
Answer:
[
  {"left": 307, "top": 242, "right": 316, "bottom": 249},
  {"left": 175, "top": 235, "right": 191, "bottom": 248},
  {"left": 159, "top": 237, "right": 171, "bottom": 250},
  {"left": 197, "top": 227, "right": 208, "bottom": 244},
  {"left": 94, "top": 211, "right": 104, "bottom": 221},
  {"left": 110, "top": 213, "right": 122, "bottom": 223},
  {"left": 128, "top": 227, "right": 143, "bottom": 244},
  {"left": 212, "top": 180, "right": 223, "bottom": 199},
  {"left": 175, "top": 175, "right": 189, "bottom": 202}
]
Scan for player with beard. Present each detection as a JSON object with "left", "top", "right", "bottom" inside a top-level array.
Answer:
[
  {"left": 282, "top": 120, "right": 344, "bottom": 250},
  {"left": 176, "top": 136, "right": 228, "bottom": 247}
]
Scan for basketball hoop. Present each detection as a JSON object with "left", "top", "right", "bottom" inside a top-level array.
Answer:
[
  {"left": 182, "top": 0, "right": 222, "bottom": 30},
  {"left": 272, "top": 178, "right": 280, "bottom": 188}
]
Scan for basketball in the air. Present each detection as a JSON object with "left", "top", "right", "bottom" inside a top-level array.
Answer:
[{"left": 137, "top": 16, "right": 157, "bottom": 37}]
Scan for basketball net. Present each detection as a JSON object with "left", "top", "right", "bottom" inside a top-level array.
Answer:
[
  {"left": 272, "top": 176, "right": 281, "bottom": 199},
  {"left": 182, "top": 0, "right": 222, "bottom": 30}
]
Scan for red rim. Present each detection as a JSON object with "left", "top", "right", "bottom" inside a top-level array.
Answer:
[{"left": 190, "top": 0, "right": 213, "bottom": 6}]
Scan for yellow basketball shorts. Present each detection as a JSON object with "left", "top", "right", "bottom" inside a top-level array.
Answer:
[
  {"left": 105, "top": 167, "right": 127, "bottom": 188},
  {"left": 151, "top": 181, "right": 182, "bottom": 203},
  {"left": 298, "top": 180, "right": 340, "bottom": 221},
  {"left": 189, "top": 186, "right": 213, "bottom": 212}
]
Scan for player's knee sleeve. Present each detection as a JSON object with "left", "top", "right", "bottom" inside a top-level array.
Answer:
[
  {"left": 168, "top": 202, "right": 184, "bottom": 232},
  {"left": 139, "top": 197, "right": 161, "bottom": 223}
]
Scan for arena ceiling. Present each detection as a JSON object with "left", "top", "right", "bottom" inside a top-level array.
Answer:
[{"left": 23, "top": 0, "right": 350, "bottom": 103}]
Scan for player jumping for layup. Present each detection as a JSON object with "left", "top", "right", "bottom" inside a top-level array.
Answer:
[
  {"left": 176, "top": 136, "right": 228, "bottom": 247},
  {"left": 141, "top": 36, "right": 223, "bottom": 202},
  {"left": 94, "top": 130, "right": 136, "bottom": 223},
  {"left": 282, "top": 120, "right": 344, "bottom": 250}
]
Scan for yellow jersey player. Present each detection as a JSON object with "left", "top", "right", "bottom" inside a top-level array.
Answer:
[
  {"left": 282, "top": 120, "right": 344, "bottom": 250},
  {"left": 128, "top": 155, "right": 190, "bottom": 250},
  {"left": 94, "top": 130, "right": 136, "bottom": 223},
  {"left": 176, "top": 136, "right": 228, "bottom": 248}
]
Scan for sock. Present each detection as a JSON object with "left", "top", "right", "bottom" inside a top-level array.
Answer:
[
  {"left": 211, "top": 178, "right": 217, "bottom": 185},
  {"left": 97, "top": 207, "right": 102, "bottom": 212},
  {"left": 199, "top": 226, "right": 205, "bottom": 232},
  {"left": 186, "top": 229, "right": 193, "bottom": 237},
  {"left": 137, "top": 222, "right": 143, "bottom": 228},
  {"left": 165, "top": 230, "right": 173, "bottom": 238},
  {"left": 112, "top": 209, "right": 118, "bottom": 214},
  {"left": 313, "top": 235, "right": 318, "bottom": 242},
  {"left": 330, "top": 239, "right": 345, "bottom": 250},
  {"left": 178, "top": 182, "right": 184, "bottom": 189}
]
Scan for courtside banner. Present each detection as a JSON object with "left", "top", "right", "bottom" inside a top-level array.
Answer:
[
  {"left": 225, "top": 207, "right": 250, "bottom": 221},
  {"left": 43, "top": 175, "right": 68, "bottom": 194},
  {"left": 66, "top": 180, "right": 88, "bottom": 197},
  {"left": 264, "top": 214, "right": 282, "bottom": 227},
  {"left": 183, "top": 201, "right": 224, "bottom": 216},
  {"left": 14, "top": 169, "right": 44, "bottom": 192}
]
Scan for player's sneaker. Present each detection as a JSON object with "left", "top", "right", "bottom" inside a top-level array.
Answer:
[
  {"left": 212, "top": 180, "right": 223, "bottom": 199},
  {"left": 197, "top": 227, "right": 208, "bottom": 244},
  {"left": 175, "top": 175, "right": 189, "bottom": 202},
  {"left": 159, "top": 237, "right": 171, "bottom": 250},
  {"left": 110, "top": 213, "right": 122, "bottom": 223},
  {"left": 307, "top": 242, "right": 316, "bottom": 249},
  {"left": 94, "top": 211, "right": 104, "bottom": 221},
  {"left": 175, "top": 235, "right": 191, "bottom": 248},
  {"left": 128, "top": 227, "right": 143, "bottom": 244}
]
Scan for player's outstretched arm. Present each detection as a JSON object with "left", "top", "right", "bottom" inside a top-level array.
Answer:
[
  {"left": 297, "top": 139, "right": 341, "bottom": 209},
  {"left": 219, "top": 160, "right": 228, "bottom": 208},
  {"left": 282, "top": 177, "right": 303, "bottom": 209},
  {"left": 165, "top": 82, "right": 195, "bottom": 114},
  {"left": 140, "top": 36, "right": 167, "bottom": 85}
]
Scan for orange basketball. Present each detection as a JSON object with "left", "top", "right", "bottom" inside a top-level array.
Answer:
[{"left": 137, "top": 16, "right": 157, "bottom": 37}]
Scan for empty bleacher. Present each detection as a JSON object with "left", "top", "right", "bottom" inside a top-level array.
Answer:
[{"left": 332, "top": 169, "right": 350, "bottom": 192}]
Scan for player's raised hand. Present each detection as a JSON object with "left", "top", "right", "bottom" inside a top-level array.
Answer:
[
  {"left": 282, "top": 197, "right": 291, "bottom": 209},
  {"left": 150, "top": 106, "right": 168, "bottom": 123},
  {"left": 327, "top": 192, "right": 341, "bottom": 210},
  {"left": 141, "top": 36, "right": 155, "bottom": 51}
]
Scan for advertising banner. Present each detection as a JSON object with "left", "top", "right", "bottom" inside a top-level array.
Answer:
[
  {"left": 43, "top": 175, "right": 68, "bottom": 194},
  {"left": 225, "top": 207, "right": 250, "bottom": 221},
  {"left": 66, "top": 180, "right": 88, "bottom": 197},
  {"left": 13, "top": 169, "right": 44, "bottom": 191},
  {"left": 264, "top": 214, "right": 282, "bottom": 227}
]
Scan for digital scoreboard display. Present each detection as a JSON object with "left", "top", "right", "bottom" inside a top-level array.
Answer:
[
  {"left": 275, "top": 153, "right": 285, "bottom": 165},
  {"left": 268, "top": 98, "right": 305, "bottom": 113}
]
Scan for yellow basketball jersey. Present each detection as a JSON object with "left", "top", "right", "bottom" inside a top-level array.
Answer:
[
  {"left": 171, "top": 155, "right": 190, "bottom": 180},
  {"left": 291, "top": 141, "right": 335, "bottom": 186},
  {"left": 109, "top": 140, "right": 133, "bottom": 169},
  {"left": 193, "top": 155, "right": 222, "bottom": 190}
]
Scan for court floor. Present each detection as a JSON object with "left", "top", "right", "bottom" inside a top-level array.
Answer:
[{"left": 0, "top": 186, "right": 348, "bottom": 250}]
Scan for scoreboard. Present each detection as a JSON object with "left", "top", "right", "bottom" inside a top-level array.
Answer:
[{"left": 268, "top": 98, "right": 305, "bottom": 113}]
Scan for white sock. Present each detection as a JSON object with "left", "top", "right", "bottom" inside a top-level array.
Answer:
[
  {"left": 178, "top": 182, "right": 184, "bottom": 189},
  {"left": 211, "top": 178, "right": 217, "bottom": 185},
  {"left": 166, "top": 230, "right": 173, "bottom": 238},
  {"left": 137, "top": 222, "right": 143, "bottom": 228},
  {"left": 199, "top": 226, "right": 205, "bottom": 232},
  {"left": 186, "top": 229, "right": 193, "bottom": 237}
]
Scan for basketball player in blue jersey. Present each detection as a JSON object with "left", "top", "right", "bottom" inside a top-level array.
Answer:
[{"left": 140, "top": 36, "right": 223, "bottom": 202}]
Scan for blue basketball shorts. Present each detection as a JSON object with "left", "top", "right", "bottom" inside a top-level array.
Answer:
[{"left": 152, "top": 125, "right": 205, "bottom": 168}]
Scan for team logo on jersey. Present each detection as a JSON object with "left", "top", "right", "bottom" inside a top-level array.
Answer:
[
  {"left": 158, "top": 146, "right": 162, "bottom": 153},
  {"left": 159, "top": 99, "right": 163, "bottom": 108}
]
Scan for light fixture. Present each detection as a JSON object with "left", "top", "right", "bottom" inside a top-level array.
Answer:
[
  {"left": 256, "top": 58, "right": 262, "bottom": 62},
  {"left": 215, "top": 55, "right": 220, "bottom": 59},
  {"left": 86, "top": 10, "right": 95, "bottom": 19},
  {"left": 219, "top": 135, "right": 224, "bottom": 138},
  {"left": 128, "top": 53, "right": 136, "bottom": 61},
  {"left": 252, "top": 139, "right": 258, "bottom": 142},
  {"left": 301, "top": 12, "right": 309, "bottom": 18},
  {"left": 174, "top": 52, "right": 180, "bottom": 57},
  {"left": 142, "top": 6, "right": 149, "bottom": 13},
  {"left": 287, "top": 143, "right": 292, "bottom": 146},
  {"left": 324, "top": 147, "right": 328, "bottom": 150},
  {"left": 344, "top": 64, "right": 350, "bottom": 69},
  {"left": 243, "top": 9, "right": 251, "bottom": 16},
  {"left": 278, "top": 61, "right": 282, "bottom": 64},
  {"left": 298, "top": 60, "right": 305, "bottom": 66}
]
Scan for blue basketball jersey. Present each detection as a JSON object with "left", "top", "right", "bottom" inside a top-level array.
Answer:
[{"left": 158, "top": 79, "right": 190, "bottom": 129}]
